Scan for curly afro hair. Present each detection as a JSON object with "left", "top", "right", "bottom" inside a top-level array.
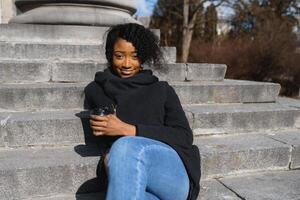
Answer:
[{"left": 105, "top": 23, "right": 163, "bottom": 68}]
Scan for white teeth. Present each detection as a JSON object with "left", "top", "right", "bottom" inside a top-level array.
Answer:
[{"left": 121, "top": 70, "right": 133, "bottom": 73}]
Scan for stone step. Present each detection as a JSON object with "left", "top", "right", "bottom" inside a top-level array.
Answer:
[
  {"left": 27, "top": 192, "right": 106, "bottom": 200},
  {"left": 172, "top": 79, "right": 279, "bottom": 104},
  {"left": 185, "top": 103, "right": 300, "bottom": 135},
  {"left": 0, "top": 80, "right": 280, "bottom": 111},
  {"left": 0, "top": 43, "right": 176, "bottom": 63},
  {"left": 0, "top": 24, "right": 160, "bottom": 45},
  {"left": 199, "top": 179, "right": 242, "bottom": 200},
  {"left": 194, "top": 130, "right": 300, "bottom": 179},
  {"left": 0, "top": 146, "right": 101, "bottom": 200},
  {"left": 0, "top": 104, "right": 299, "bottom": 147},
  {"left": 0, "top": 130, "right": 299, "bottom": 199},
  {"left": 0, "top": 24, "right": 109, "bottom": 45},
  {"left": 22, "top": 170, "right": 300, "bottom": 200},
  {"left": 0, "top": 60, "right": 226, "bottom": 83},
  {"left": 217, "top": 170, "right": 300, "bottom": 200},
  {"left": 24, "top": 179, "right": 241, "bottom": 200}
]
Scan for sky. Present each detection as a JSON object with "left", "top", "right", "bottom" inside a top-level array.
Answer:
[{"left": 135, "top": 0, "right": 158, "bottom": 16}]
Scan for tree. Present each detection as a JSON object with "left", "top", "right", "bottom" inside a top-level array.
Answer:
[
  {"left": 151, "top": 0, "right": 227, "bottom": 63},
  {"left": 188, "top": 0, "right": 300, "bottom": 96},
  {"left": 230, "top": 0, "right": 299, "bottom": 36},
  {"left": 181, "top": 0, "right": 226, "bottom": 62},
  {"left": 150, "top": 0, "right": 182, "bottom": 47},
  {"left": 204, "top": 4, "right": 218, "bottom": 41}
]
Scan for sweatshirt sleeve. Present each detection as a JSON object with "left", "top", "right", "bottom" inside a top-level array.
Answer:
[{"left": 135, "top": 84, "right": 193, "bottom": 149}]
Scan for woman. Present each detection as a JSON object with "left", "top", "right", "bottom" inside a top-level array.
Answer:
[{"left": 84, "top": 23, "right": 201, "bottom": 200}]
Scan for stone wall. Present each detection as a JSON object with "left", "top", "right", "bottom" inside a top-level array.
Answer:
[{"left": 0, "top": 0, "right": 16, "bottom": 24}]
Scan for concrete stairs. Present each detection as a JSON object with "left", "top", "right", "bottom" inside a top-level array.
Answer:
[{"left": 0, "top": 24, "right": 300, "bottom": 199}]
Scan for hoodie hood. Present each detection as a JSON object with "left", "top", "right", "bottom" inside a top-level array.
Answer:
[{"left": 94, "top": 68, "right": 159, "bottom": 102}]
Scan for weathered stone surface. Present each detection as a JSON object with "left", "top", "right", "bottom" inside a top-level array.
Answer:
[
  {"left": 0, "top": 146, "right": 101, "bottom": 199},
  {"left": 0, "top": 61, "right": 227, "bottom": 83},
  {"left": 185, "top": 103, "right": 300, "bottom": 135},
  {"left": 0, "top": 24, "right": 109, "bottom": 44},
  {"left": 278, "top": 97, "right": 300, "bottom": 109},
  {"left": 0, "top": 43, "right": 175, "bottom": 63},
  {"left": 0, "top": 83, "right": 85, "bottom": 111},
  {"left": 0, "top": 110, "right": 189, "bottom": 147},
  {"left": 265, "top": 130, "right": 300, "bottom": 169},
  {"left": 198, "top": 179, "right": 241, "bottom": 200},
  {"left": 219, "top": 170, "right": 300, "bottom": 200},
  {"left": 0, "top": 170, "right": 18, "bottom": 199},
  {"left": 1, "top": 106, "right": 298, "bottom": 147},
  {"left": 0, "top": 80, "right": 281, "bottom": 111},
  {"left": 11, "top": 0, "right": 137, "bottom": 25},
  {"left": 29, "top": 192, "right": 106, "bottom": 200},
  {"left": 0, "top": 24, "right": 160, "bottom": 44},
  {"left": 26, "top": 179, "right": 242, "bottom": 200},
  {"left": 0, "top": 24, "right": 160, "bottom": 45},
  {"left": 187, "top": 63, "right": 226, "bottom": 81},
  {"left": 172, "top": 79, "right": 280, "bottom": 104},
  {"left": 0, "top": 0, "right": 16, "bottom": 23},
  {"left": 14, "top": 0, "right": 136, "bottom": 12},
  {"left": 0, "top": 43, "right": 106, "bottom": 62},
  {"left": 161, "top": 46, "right": 176, "bottom": 63},
  {"left": 194, "top": 134, "right": 291, "bottom": 178},
  {"left": 0, "top": 110, "right": 87, "bottom": 147},
  {"left": 11, "top": 5, "right": 138, "bottom": 25},
  {"left": 54, "top": 62, "right": 186, "bottom": 82},
  {"left": 0, "top": 61, "right": 50, "bottom": 83},
  {"left": 147, "top": 63, "right": 187, "bottom": 81},
  {"left": 52, "top": 62, "right": 106, "bottom": 82}
]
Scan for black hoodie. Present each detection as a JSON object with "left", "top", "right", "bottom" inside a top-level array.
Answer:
[{"left": 84, "top": 68, "right": 201, "bottom": 200}]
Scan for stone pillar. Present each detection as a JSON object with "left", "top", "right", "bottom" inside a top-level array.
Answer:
[
  {"left": 0, "top": 0, "right": 17, "bottom": 23},
  {"left": 10, "top": 0, "right": 139, "bottom": 26},
  {"left": 0, "top": 0, "right": 2, "bottom": 23}
]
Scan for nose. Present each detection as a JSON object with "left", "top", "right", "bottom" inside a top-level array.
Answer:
[{"left": 122, "top": 57, "right": 131, "bottom": 68}]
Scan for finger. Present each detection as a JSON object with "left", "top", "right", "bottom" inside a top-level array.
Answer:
[
  {"left": 90, "top": 115, "right": 108, "bottom": 121},
  {"left": 93, "top": 131, "right": 104, "bottom": 136},
  {"left": 91, "top": 125, "right": 107, "bottom": 132},
  {"left": 90, "top": 120, "right": 107, "bottom": 127},
  {"left": 107, "top": 114, "right": 118, "bottom": 119}
]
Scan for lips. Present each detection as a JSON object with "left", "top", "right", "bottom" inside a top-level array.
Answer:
[
  {"left": 119, "top": 69, "right": 134, "bottom": 74},
  {"left": 114, "top": 66, "right": 139, "bottom": 78}
]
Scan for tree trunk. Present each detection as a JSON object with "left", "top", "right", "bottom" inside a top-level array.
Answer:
[
  {"left": 180, "top": 0, "right": 197, "bottom": 63},
  {"left": 181, "top": 25, "right": 194, "bottom": 63},
  {"left": 181, "top": 0, "right": 189, "bottom": 63}
]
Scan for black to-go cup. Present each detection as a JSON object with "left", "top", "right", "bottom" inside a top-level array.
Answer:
[{"left": 90, "top": 106, "right": 113, "bottom": 116}]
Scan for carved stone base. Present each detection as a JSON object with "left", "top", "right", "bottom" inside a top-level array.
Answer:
[{"left": 10, "top": 0, "right": 138, "bottom": 26}]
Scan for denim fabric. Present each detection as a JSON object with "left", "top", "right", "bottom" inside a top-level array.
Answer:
[{"left": 105, "top": 136, "right": 190, "bottom": 200}]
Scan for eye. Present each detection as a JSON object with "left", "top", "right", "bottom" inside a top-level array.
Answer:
[
  {"left": 114, "top": 53, "right": 124, "bottom": 59},
  {"left": 132, "top": 54, "right": 139, "bottom": 60}
]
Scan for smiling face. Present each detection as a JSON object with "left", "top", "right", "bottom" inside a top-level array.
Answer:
[{"left": 112, "top": 38, "right": 142, "bottom": 78}]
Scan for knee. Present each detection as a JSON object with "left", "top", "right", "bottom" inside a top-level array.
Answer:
[{"left": 108, "top": 136, "right": 142, "bottom": 163}]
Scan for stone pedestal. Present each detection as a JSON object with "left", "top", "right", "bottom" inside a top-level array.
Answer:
[
  {"left": 10, "top": 0, "right": 139, "bottom": 26},
  {"left": 0, "top": 0, "right": 2, "bottom": 23},
  {"left": 0, "top": 0, "right": 17, "bottom": 24}
]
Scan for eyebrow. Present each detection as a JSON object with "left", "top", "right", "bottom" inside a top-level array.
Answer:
[{"left": 113, "top": 51, "right": 138, "bottom": 53}]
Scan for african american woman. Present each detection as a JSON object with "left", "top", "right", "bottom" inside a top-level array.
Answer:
[{"left": 84, "top": 23, "right": 201, "bottom": 200}]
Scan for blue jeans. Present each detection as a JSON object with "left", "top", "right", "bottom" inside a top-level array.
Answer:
[{"left": 105, "top": 136, "right": 190, "bottom": 200}]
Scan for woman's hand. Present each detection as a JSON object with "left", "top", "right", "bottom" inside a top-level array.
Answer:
[{"left": 90, "top": 114, "right": 136, "bottom": 136}]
